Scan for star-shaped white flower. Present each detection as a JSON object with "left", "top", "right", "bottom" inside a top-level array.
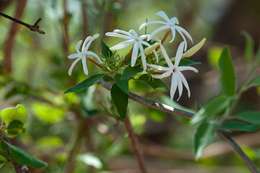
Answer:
[
  {"left": 139, "top": 11, "right": 193, "bottom": 50},
  {"left": 148, "top": 42, "right": 198, "bottom": 100},
  {"left": 105, "top": 29, "right": 157, "bottom": 71},
  {"left": 68, "top": 34, "right": 101, "bottom": 76}
]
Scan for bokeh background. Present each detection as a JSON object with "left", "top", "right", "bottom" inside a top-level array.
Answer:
[{"left": 0, "top": 0, "right": 260, "bottom": 173}]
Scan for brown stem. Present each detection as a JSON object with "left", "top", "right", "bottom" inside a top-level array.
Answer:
[
  {"left": 3, "top": 0, "right": 27, "bottom": 74},
  {"left": 0, "top": 12, "right": 45, "bottom": 34},
  {"left": 218, "top": 131, "right": 259, "bottom": 173},
  {"left": 124, "top": 117, "right": 147, "bottom": 173}
]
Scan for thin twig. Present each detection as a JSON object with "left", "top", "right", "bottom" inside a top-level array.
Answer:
[
  {"left": 218, "top": 131, "right": 259, "bottom": 173},
  {"left": 0, "top": 12, "right": 45, "bottom": 34},
  {"left": 124, "top": 117, "right": 147, "bottom": 173}
]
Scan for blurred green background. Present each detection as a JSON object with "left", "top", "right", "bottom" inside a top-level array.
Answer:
[{"left": 0, "top": 0, "right": 260, "bottom": 173}]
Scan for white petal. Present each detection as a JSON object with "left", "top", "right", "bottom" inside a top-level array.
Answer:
[
  {"left": 176, "top": 26, "right": 193, "bottom": 43},
  {"left": 131, "top": 43, "right": 139, "bottom": 67},
  {"left": 139, "top": 20, "right": 166, "bottom": 30},
  {"left": 76, "top": 40, "right": 83, "bottom": 53},
  {"left": 169, "top": 27, "right": 176, "bottom": 43},
  {"left": 156, "top": 11, "right": 170, "bottom": 21},
  {"left": 82, "top": 36, "right": 92, "bottom": 51},
  {"left": 110, "top": 39, "right": 134, "bottom": 50},
  {"left": 176, "top": 74, "right": 183, "bottom": 100},
  {"left": 160, "top": 44, "right": 174, "bottom": 67},
  {"left": 87, "top": 51, "right": 102, "bottom": 63},
  {"left": 139, "top": 43, "right": 147, "bottom": 71},
  {"left": 68, "top": 58, "right": 81, "bottom": 76},
  {"left": 170, "top": 17, "right": 179, "bottom": 25},
  {"left": 81, "top": 57, "right": 88, "bottom": 75},
  {"left": 178, "top": 66, "right": 198, "bottom": 73},
  {"left": 179, "top": 72, "right": 191, "bottom": 97},
  {"left": 113, "top": 29, "right": 133, "bottom": 37},
  {"left": 170, "top": 74, "right": 178, "bottom": 99},
  {"left": 84, "top": 34, "right": 99, "bottom": 51},
  {"left": 174, "top": 42, "right": 185, "bottom": 66},
  {"left": 152, "top": 70, "right": 172, "bottom": 79},
  {"left": 148, "top": 64, "right": 169, "bottom": 71},
  {"left": 68, "top": 53, "right": 80, "bottom": 59},
  {"left": 105, "top": 32, "right": 130, "bottom": 39},
  {"left": 149, "top": 26, "right": 169, "bottom": 40}
]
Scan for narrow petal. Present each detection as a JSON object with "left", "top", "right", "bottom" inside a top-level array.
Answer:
[
  {"left": 131, "top": 43, "right": 139, "bottom": 67},
  {"left": 76, "top": 40, "right": 83, "bottom": 53},
  {"left": 170, "top": 17, "right": 179, "bottom": 25},
  {"left": 179, "top": 72, "right": 191, "bottom": 97},
  {"left": 170, "top": 74, "right": 178, "bottom": 99},
  {"left": 68, "top": 53, "right": 80, "bottom": 59},
  {"left": 84, "top": 34, "right": 99, "bottom": 51},
  {"left": 82, "top": 36, "right": 92, "bottom": 51},
  {"left": 139, "top": 20, "right": 166, "bottom": 30},
  {"left": 105, "top": 32, "right": 130, "bottom": 39},
  {"left": 87, "top": 51, "right": 102, "bottom": 63},
  {"left": 176, "top": 26, "right": 193, "bottom": 43},
  {"left": 174, "top": 42, "right": 185, "bottom": 66},
  {"left": 176, "top": 74, "right": 183, "bottom": 100},
  {"left": 152, "top": 70, "right": 172, "bottom": 79},
  {"left": 177, "top": 29, "right": 188, "bottom": 50},
  {"left": 178, "top": 66, "right": 198, "bottom": 73},
  {"left": 156, "top": 11, "right": 170, "bottom": 22},
  {"left": 110, "top": 39, "right": 134, "bottom": 50},
  {"left": 149, "top": 25, "right": 169, "bottom": 40},
  {"left": 148, "top": 64, "right": 169, "bottom": 71},
  {"left": 68, "top": 58, "right": 81, "bottom": 76},
  {"left": 169, "top": 27, "right": 176, "bottom": 43},
  {"left": 81, "top": 57, "right": 88, "bottom": 75},
  {"left": 113, "top": 29, "right": 133, "bottom": 37},
  {"left": 160, "top": 44, "right": 174, "bottom": 67}
]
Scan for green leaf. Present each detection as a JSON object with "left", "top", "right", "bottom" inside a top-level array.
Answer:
[
  {"left": 101, "top": 41, "right": 113, "bottom": 58},
  {"left": 194, "top": 121, "right": 215, "bottom": 159},
  {"left": 0, "top": 104, "right": 27, "bottom": 126},
  {"left": 111, "top": 84, "right": 128, "bottom": 119},
  {"left": 220, "top": 120, "right": 259, "bottom": 132},
  {"left": 242, "top": 32, "right": 254, "bottom": 61},
  {"left": 192, "top": 95, "right": 230, "bottom": 124},
  {"left": 0, "top": 141, "right": 47, "bottom": 168},
  {"left": 138, "top": 74, "right": 167, "bottom": 89},
  {"left": 218, "top": 48, "right": 236, "bottom": 96},
  {"left": 248, "top": 76, "right": 260, "bottom": 88},
  {"left": 121, "top": 66, "right": 142, "bottom": 81},
  {"left": 237, "top": 111, "right": 260, "bottom": 125},
  {"left": 65, "top": 74, "right": 104, "bottom": 93}
]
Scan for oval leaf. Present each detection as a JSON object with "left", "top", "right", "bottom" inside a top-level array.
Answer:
[
  {"left": 237, "top": 111, "right": 260, "bottom": 125},
  {"left": 218, "top": 48, "right": 236, "bottom": 96},
  {"left": 111, "top": 84, "right": 128, "bottom": 119},
  {"left": 0, "top": 141, "right": 47, "bottom": 168},
  {"left": 194, "top": 121, "right": 215, "bottom": 159},
  {"left": 65, "top": 74, "right": 104, "bottom": 93},
  {"left": 220, "top": 120, "right": 259, "bottom": 132}
]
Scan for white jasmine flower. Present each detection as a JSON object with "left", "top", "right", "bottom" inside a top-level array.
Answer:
[
  {"left": 105, "top": 29, "right": 157, "bottom": 71},
  {"left": 68, "top": 34, "right": 101, "bottom": 76},
  {"left": 148, "top": 42, "right": 198, "bottom": 100},
  {"left": 139, "top": 11, "right": 193, "bottom": 50}
]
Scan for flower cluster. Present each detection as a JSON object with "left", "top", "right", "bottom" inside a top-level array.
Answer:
[{"left": 68, "top": 11, "right": 204, "bottom": 101}]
